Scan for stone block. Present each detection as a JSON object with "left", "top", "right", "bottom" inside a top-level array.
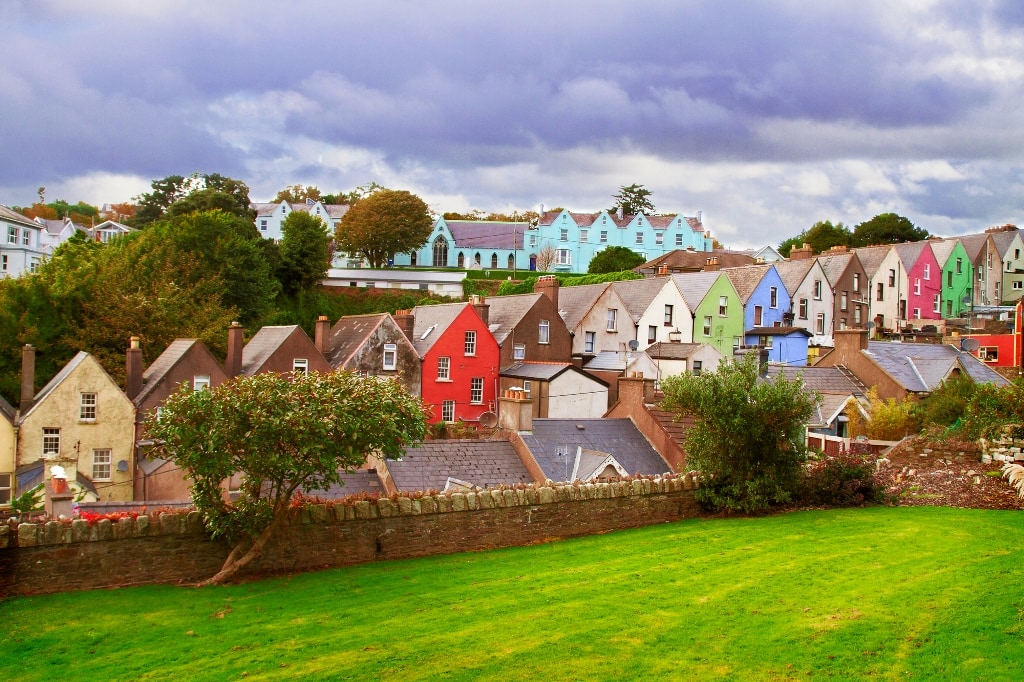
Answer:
[
  {"left": 43, "top": 521, "right": 63, "bottom": 545},
  {"left": 18, "top": 523, "right": 38, "bottom": 547},
  {"left": 478, "top": 490, "right": 495, "bottom": 509},
  {"left": 503, "top": 490, "right": 516, "bottom": 507},
  {"left": 539, "top": 487, "right": 555, "bottom": 504},
  {"left": 159, "top": 513, "right": 180, "bottom": 535},
  {"left": 96, "top": 519, "right": 113, "bottom": 541},
  {"left": 354, "top": 500, "right": 372, "bottom": 519},
  {"left": 186, "top": 511, "right": 203, "bottom": 534},
  {"left": 309, "top": 504, "right": 329, "bottom": 524},
  {"left": 397, "top": 497, "right": 414, "bottom": 515},
  {"left": 419, "top": 496, "right": 436, "bottom": 515},
  {"left": 451, "top": 493, "right": 467, "bottom": 512},
  {"left": 71, "top": 519, "right": 90, "bottom": 543},
  {"left": 465, "top": 492, "right": 478, "bottom": 510},
  {"left": 0, "top": 524, "right": 8, "bottom": 549}
]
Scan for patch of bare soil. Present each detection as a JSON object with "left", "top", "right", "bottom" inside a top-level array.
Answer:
[{"left": 876, "top": 446, "right": 1024, "bottom": 510}]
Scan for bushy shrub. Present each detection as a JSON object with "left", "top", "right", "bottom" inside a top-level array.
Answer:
[
  {"left": 916, "top": 374, "right": 975, "bottom": 430},
  {"left": 859, "top": 388, "right": 920, "bottom": 440},
  {"left": 799, "top": 451, "right": 883, "bottom": 507}
]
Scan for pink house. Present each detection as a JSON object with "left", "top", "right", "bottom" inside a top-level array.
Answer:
[{"left": 904, "top": 242, "right": 941, "bottom": 322}]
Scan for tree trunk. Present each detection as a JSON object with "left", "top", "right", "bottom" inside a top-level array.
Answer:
[{"left": 196, "top": 515, "right": 284, "bottom": 587}]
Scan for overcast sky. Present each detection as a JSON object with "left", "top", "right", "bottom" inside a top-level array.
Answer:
[{"left": 3, "top": 1, "right": 1024, "bottom": 249}]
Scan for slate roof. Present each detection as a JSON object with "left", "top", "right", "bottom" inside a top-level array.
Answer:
[
  {"left": 584, "top": 350, "right": 636, "bottom": 371},
  {"left": 16, "top": 462, "right": 98, "bottom": 497},
  {"left": 893, "top": 241, "right": 928, "bottom": 270},
  {"left": 409, "top": 302, "right": 470, "bottom": 356},
  {"left": 723, "top": 264, "right": 771, "bottom": 303},
  {"left": 445, "top": 220, "right": 525, "bottom": 249},
  {"left": 927, "top": 239, "right": 958, "bottom": 269},
  {"left": 639, "top": 249, "right": 753, "bottom": 273},
  {"left": 747, "top": 326, "right": 813, "bottom": 337},
  {"left": 324, "top": 313, "right": 388, "bottom": 367},
  {"left": 252, "top": 201, "right": 348, "bottom": 220},
  {"left": 385, "top": 440, "right": 533, "bottom": 492},
  {"left": 135, "top": 339, "right": 203, "bottom": 406},
  {"left": 671, "top": 271, "right": 723, "bottom": 309},
  {"left": 556, "top": 282, "right": 611, "bottom": 331},
  {"left": 486, "top": 293, "right": 543, "bottom": 345},
  {"left": 863, "top": 341, "right": 1009, "bottom": 392},
  {"left": 0, "top": 392, "right": 14, "bottom": 422},
  {"left": 958, "top": 233, "right": 990, "bottom": 262},
  {"left": 20, "top": 352, "right": 90, "bottom": 421},
  {"left": 817, "top": 253, "right": 856, "bottom": 286},
  {"left": 772, "top": 259, "right": 816, "bottom": 294},
  {"left": 990, "top": 228, "right": 1021, "bottom": 258},
  {"left": 0, "top": 205, "right": 37, "bottom": 227},
  {"left": 645, "top": 342, "right": 707, "bottom": 360},
  {"left": 306, "top": 470, "right": 387, "bottom": 499},
  {"left": 519, "top": 418, "right": 671, "bottom": 481},
  {"left": 612, "top": 277, "right": 671, "bottom": 322},
  {"left": 851, "top": 245, "right": 893, "bottom": 278},
  {"left": 500, "top": 361, "right": 605, "bottom": 384},
  {"left": 241, "top": 325, "right": 302, "bottom": 375},
  {"left": 765, "top": 364, "right": 867, "bottom": 395}
]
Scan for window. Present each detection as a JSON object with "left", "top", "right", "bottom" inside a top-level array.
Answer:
[
  {"left": 580, "top": 230, "right": 588, "bottom": 243},
  {"left": 491, "top": 253, "right": 498, "bottom": 269},
  {"left": 703, "top": 316, "right": 712, "bottom": 336},
  {"left": 635, "top": 232, "right": 644, "bottom": 244},
  {"left": 22, "top": 230, "right": 30, "bottom": 246},
  {"left": 522, "top": 380, "right": 532, "bottom": 397},
  {"left": 441, "top": 400, "right": 455, "bottom": 422},
  {"left": 42, "top": 428, "right": 60, "bottom": 456},
  {"left": 92, "top": 449, "right": 112, "bottom": 481},
  {"left": 692, "top": 360, "right": 703, "bottom": 376},
  {"left": 854, "top": 306, "right": 862, "bottom": 324},
  {"left": 664, "top": 305, "right": 674, "bottom": 326},
  {"left": 840, "top": 291, "right": 848, "bottom": 311},
  {"left": 464, "top": 330, "right": 477, "bottom": 355},
  {"left": 470, "top": 377, "right": 484, "bottom": 404},
  {"left": 584, "top": 331, "right": 595, "bottom": 353},
  {"left": 798, "top": 298, "right": 808, "bottom": 320},
  {"left": 560, "top": 228, "right": 568, "bottom": 241},
  {"left": 981, "top": 347, "right": 999, "bottom": 362},
  {"left": 815, "top": 313, "right": 825, "bottom": 334},
  {"left": 945, "top": 300, "right": 952, "bottom": 316},
  {"left": 719, "top": 296, "right": 728, "bottom": 316},
  {"left": 383, "top": 343, "right": 397, "bottom": 370},
  {"left": 759, "top": 335, "right": 774, "bottom": 349},
  {"left": 876, "top": 282, "right": 884, "bottom": 301},
  {"left": 770, "top": 287, "right": 778, "bottom": 308},
  {"left": 923, "top": 264, "right": 930, "bottom": 280},
  {"left": 813, "top": 280, "right": 822, "bottom": 300},
  {"left": 1, "top": 255, "right": 6, "bottom": 271},
  {"left": 513, "top": 343, "right": 526, "bottom": 360},
  {"left": 648, "top": 326, "right": 657, "bottom": 344},
  {"left": 675, "top": 234, "right": 683, "bottom": 246},
  {"left": 260, "top": 219, "right": 268, "bottom": 232},
  {"left": 655, "top": 233, "right": 664, "bottom": 245},
  {"left": 733, "top": 336, "right": 741, "bottom": 349},
  {"left": 607, "top": 309, "right": 618, "bottom": 331},
  {"left": 293, "top": 358, "right": 308, "bottom": 374},
  {"left": 538, "top": 320, "right": 550, "bottom": 344},
  {"left": 556, "top": 249, "right": 572, "bottom": 265},
  {"left": 529, "top": 235, "right": 537, "bottom": 247},
  {"left": 600, "top": 231, "right": 608, "bottom": 243},
  {"left": 888, "top": 269, "right": 896, "bottom": 287},
  {"left": 0, "top": 473, "right": 10, "bottom": 505},
  {"left": 1014, "top": 281, "right": 1023, "bottom": 290},
  {"left": 853, "top": 274, "right": 860, "bottom": 292},
  {"left": 914, "top": 279, "right": 921, "bottom": 295},
  {"left": 29, "top": 258, "right": 39, "bottom": 273},
  {"left": 933, "top": 295, "right": 941, "bottom": 313},
  {"left": 79, "top": 392, "right": 97, "bottom": 421},
  {"left": 1016, "top": 249, "right": 1021, "bottom": 259},
  {"left": 437, "top": 356, "right": 451, "bottom": 380},
  {"left": 754, "top": 305, "right": 763, "bottom": 326},
  {"left": 913, "top": 307, "right": 921, "bottom": 318},
  {"left": 956, "top": 258, "right": 963, "bottom": 274},
  {"left": 193, "top": 375, "right": 211, "bottom": 391},
  {"left": 7, "top": 226, "right": 17, "bottom": 243}
]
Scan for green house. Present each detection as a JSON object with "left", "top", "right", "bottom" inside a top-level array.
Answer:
[
  {"left": 932, "top": 239, "right": 973, "bottom": 318},
  {"left": 672, "top": 271, "right": 745, "bottom": 354}
]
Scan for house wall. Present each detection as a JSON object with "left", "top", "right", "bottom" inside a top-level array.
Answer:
[
  {"left": 906, "top": 247, "right": 942, "bottom": 321},
  {"left": 829, "top": 259, "right": 869, "bottom": 331},
  {"left": 788, "top": 262, "right": 834, "bottom": 346},
  {"left": 999, "top": 232, "right": 1024, "bottom": 303},
  {"left": 0, "top": 477, "right": 700, "bottom": 597},
  {"left": 135, "top": 345, "right": 228, "bottom": 421},
  {"left": 744, "top": 267, "right": 790, "bottom": 332},
  {"left": 690, "top": 276, "right": 744, "bottom": 355},
  {"left": 940, "top": 241, "right": 973, "bottom": 318},
  {"left": 0, "top": 214, "right": 45, "bottom": 278},
  {"left": 421, "top": 307, "right": 500, "bottom": 424},
  {"left": 0, "top": 418, "right": 15, "bottom": 505},
  {"left": 634, "top": 280, "right": 691, "bottom": 350},
  {"left": 817, "top": 330, "right": 908, "bottom": 400},
  {"left": 248, "top": 333, "right": 332, "bottom": 377},
  {"left": 546, "top": 373, "right": 608, "bottom": 418},
  {"left": 865, "top": 247, "right": 905, "bottom": 332},
  {"left": 344, "top": 324, "right": 421, "bottom": 397},
  {"left": 18, "top": 357, "right": 136, "bottom": 502},
  {"left": 973, "top": 235, "right": 1000, "bottom": 307},
  {"left": 499, "top": 296, "right": 573, "bottom": 368},
  {"left": 963, "top": 333, "right": 1019, "bottom": 368},
  {"left": 572, "top": 287, "right": 631, "bottom": 357}
]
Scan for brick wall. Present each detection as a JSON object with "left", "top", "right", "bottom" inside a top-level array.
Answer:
[{"left": 0, "top": 476, "right": 699, "bottom": 597}]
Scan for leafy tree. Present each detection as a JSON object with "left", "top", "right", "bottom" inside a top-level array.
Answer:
[
  {"left": 851, "top": 213, "right": 929, "bottom": 247},
  {"left": 610, "top": 183, "right": 655, "bottom": 215},
  {"left": 164, "top": 188, "right": 255, "bottom": 222},
  {"left": 851, "top": 388, "right": 920, "bottom": 440},
  {"left": 335, "top": 189, "right": 432, "bottom": 268},
  {"left": 134, "top": 174, "right": 189, "bottom": 226},
  {"left": 587, "top": 246, "right": 645, "bottom": 274},
  {"left": 659, "top": 354, "right": 819, "bottom": 513},
  {"left": 273, "top": 184, "right": 322, "bottom": 204},
  {"left": 134, "top": 173, "right": 254, "bottom": 226},
  {"left": 916, "top": 374, "right": 976, "bottom": 430},
  {"left": 777, "top": 235, "right": 802, "bottom": 258},
  {"left": 326, "top": 182, "right": 386, "bottom": 206},
  {"left": 277, "top": 211, "right": 332, "bottom": 296},
  {"left": 146, "top": 370, "right": 428, "bottom": 585},
  {"left": 778, "top": 220, "right": 852, "bottom": 256}
]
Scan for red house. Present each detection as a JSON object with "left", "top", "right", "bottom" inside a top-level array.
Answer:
[{"left": 398, "top": 297, "right": 500, "bottom": 425}]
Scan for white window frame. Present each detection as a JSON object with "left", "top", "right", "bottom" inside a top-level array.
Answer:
[
  {"left": 914, "top": 279, "right": 921, "bottom": 295},
  {"left": 702, "top": 316, "right": 712, "bottom": 336},
  {"left": 655, "top": 233, "right": 663, "bottom": 245},
  {"left": 193, "top": 375, "right": 211, "bottom": 391},
  {"left": 923, "top": 264, "right": 930, "bottom": 280},
  {"left": 437, "top": 356, "right": 451, "bottom": 381},
  {"left": 813, "top": 280, "right": 822, "bottom": 300},
  {"left": 840, "top": 292, "right": 848, "bottom": 311},
  {"left": 556, "top": 249, "right": 572, "bottom": 265},
  {"left": 7, "top": 226, "right": 17, "bottom": 243},
  {"left": 42, "top": 427, "right": 60, "bottom": 456},
  {"left": 441, "top": 400, "right": 456, "bottom": 422},
  {"left": 664, "top": 305, "right": 673, "bottom": 326},
  {"left": 815, "top": 313, "right": 825, "bottom": 335},
  {"left": 293, "top": 358, "right": 308, "bottom": 374},
  {"left": 513, "top": 343, "right": 526, "bottom": 360},
  {"left": 464, "top": 330, "right": 477, "bottom": 356},
  {"left": 648, "top": 326, "right": 657, "bottom": 344},
  {"left": 584, "top": 331, "right": 595, "bottom": 353},
  {"left": 718, "top": 296, "right": 728, "bottom": 317},
  {"left": 382, "top": 343, "right": 397, "bottom": 370},
  {"left": 580, "top": 230, "right": 588, "bottom": 243},
  {"left": 798, "top": 298, "right": 808, "bottom": 320},
  {"left": 606, "top": 309, "right": 618, "bottom": 332},
  {"left": 675, "top": 234, "right": 683, "bottom": 246},
  {"left": 769, "top": 287, "right": 778, "bottom": 308},
  {"left": 92, "top": 449, "right": 112, "bottom": 481},
  {"left": 560, "top": 228, "right": 568, "bottom": 242},
  {"left": 79, "top": 392, "right": 97, "bottom": 421},
  {"left": 852, "top": 274, "right": 860, "bottom": 292},
  {"left": 522, "top": 380, "right": 532, "bottom": 397},
  {"left": 470, "top": 377, "right": 484, "bottom": 405},
  {"left": 538, "top": 320, "right": 550, "bottom": 344},
  {"left": 933, "top": 295, "right": 941, "bottom": 313}
]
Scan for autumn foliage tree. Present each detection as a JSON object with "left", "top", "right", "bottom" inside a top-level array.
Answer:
[
  {"left": 336, "top": 189, "right": 432, "bottom": 268},
  {"left": 146, "top": 371, "right": 428, "bottom": 585}
]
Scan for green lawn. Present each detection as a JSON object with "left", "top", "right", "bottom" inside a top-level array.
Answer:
[{"left": 2, "top": 507, "right": 1022, "bottom": 680}]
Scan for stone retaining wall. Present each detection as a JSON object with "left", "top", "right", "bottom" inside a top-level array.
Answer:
[{"left": 0, "top": 476, "right": 699, "bottom": 597}]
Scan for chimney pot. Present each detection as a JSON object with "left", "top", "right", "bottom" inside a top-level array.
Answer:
[
  {"left": 314, "top": 315, "right": 331, "bottom": 354},
  {"left": 226, "top": 321, "right": 244, "bottom": 377},
  {"left": 21, "top": 344, "right": 36, "bottom": 410}
]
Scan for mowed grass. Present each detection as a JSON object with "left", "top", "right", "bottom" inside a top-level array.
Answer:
[{"left": 2, "top": 507, "right": 1023, "bottom": 681}]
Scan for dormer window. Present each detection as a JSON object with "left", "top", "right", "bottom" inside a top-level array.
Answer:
[{"left": 293, "top": 358, "right": 308, "bottom": 374}]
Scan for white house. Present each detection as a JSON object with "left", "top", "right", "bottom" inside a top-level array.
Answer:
[
  {"left": 251, "top": 199, "right": 349, "bottom": 242},
  {"left": 0, "top": 205, "right": 45, "bottom": 278}
]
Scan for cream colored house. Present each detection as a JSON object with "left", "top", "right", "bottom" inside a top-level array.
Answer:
[
  {"left": 0, "top": 396, "right": 15, "bottom": 506},
  {"left": 17, "top": 350, "right": 136, "bottom": 502}
]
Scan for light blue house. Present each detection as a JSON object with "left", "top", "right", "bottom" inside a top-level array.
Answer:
[
  {"left": 744, "top": 327, "right": 812, "bottom": 366},
  {"left": 393, "top": 209, "right": 712, "bottom": 274},
  {"left": 723, "top": 264, "right": 791, "bottom": 332}
]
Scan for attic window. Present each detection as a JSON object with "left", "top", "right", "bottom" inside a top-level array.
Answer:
[
  {"left": 193, "top": 375, "right": 210, "bottom": 391},
  {"left": 293, "top": 359, "right": 309, "bottom": 374},
  {"left": 383, "top": 343, "right": 397, "bottom": 370}
]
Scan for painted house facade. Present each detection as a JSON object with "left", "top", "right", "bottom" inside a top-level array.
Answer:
[
  {"left": 0, "top": 396, "right": 15, "bottom": 507},
  {"left": 612, "top": 276, "right": 691, "bottom": 351},
  {"left": 723, "top": 264, "right": 791, "bottom": 334},
  {"left": 0, "top": 205, "right": 45, "bottom": 278},
  {"left": 991, "top": 227, "right": 1024, "bottom": 303},
  {"left": 556, "top": 282, "right": 633, "bottom": 359},
  {"left": 251, "top": 200, "right": 348, "bottom": 243},
  {"left": 319, "top": 313, "right": 421, "bottom": 397},
  {"left": 499, "top": 362, "right": 608, "bottom": 418},
  {"left": 959, "top": 232, "right": 1000, "bottom": 308},
  {"left": 931, "top": 239, "right": 973, "bottom": 318},
  {"left": 817, "top": 249, "right": 869, "bottom": 331},
  {"left": 774, "top": 259, "right": 834, "bottom": 346},
  {"left": 486, "top": 277, "right": 572, "bottom": 369},
  {"left": 672, "top": 271, "right": 745, "bottom": 353}
]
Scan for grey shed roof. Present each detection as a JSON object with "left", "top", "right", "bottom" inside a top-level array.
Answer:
[
  {"left": 486, "top": 293, "right": 543, "bottom": 345},
  {"left": 765, "top": 364, "right": 867, "bottom": 395},
  {"left": 583, "top": 350, "right": 636, "bottom": 371},
  {"left": 864, "top": 341, "right": 1009, "bottom": 392},
  {"left": 722, "top": 264, "right": 771, "bottom": 303},
  {"left": 305, "top": 470, "right": 387, "bottom": 499},
  {"left": 556, "top": 282, "right": 611, "bottom": 331},
  {"left": 325, "top": 313, "right": 388, "bottom": 368},
  {"left": 611, "top": 277, "right": 671, "bottom": 322},
  {"left": 502, "top": 361, "right": 582, "bottom": 382},
  {"left": 409, "top": 302, "right": 469, "bottom": 356},
  {"left": 385, "top": 439, "right": 533, "bottom": 492},
  {"left": 0, "top": 204, "right": 38, "bottom": 227},
  {"left": 671, "top": 271, "right": 723, "bottom": 309},
  {"left": 519, "top": 418, "right": 671, "bottom": 482}
]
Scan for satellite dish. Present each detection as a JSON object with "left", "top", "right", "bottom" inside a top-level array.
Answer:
[
  {"left": 478, "top": 411, "right": 498, "bottom": 429},
  {"left": 627, "top": 340, "right": 639, "bottom": 351},
  {"left": 865, "top": 321, "right": 875, "bottom": 330},
  {"left": 960, "top": 338, "right": 980, "bottom": 352},
  {"left": 962, "top": 295, "right": 972, "bottom": 305}
]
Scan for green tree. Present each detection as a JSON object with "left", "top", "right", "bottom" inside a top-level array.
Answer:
[
  {"left": 610, "top": 183, "right": 655, "bottom": 215},
  {"left": 277, "top": 211, "right": 332, "bottom": 296},
  {"left": 134, "top": 173, "right": 255, "bottom": 226},
  {"left": 146, "top": 370, "right": 428, "bottom": 585},
  {"left": 852, "top": 213, "right": 929, "bottom": 247},
  {"left": 273, "top": 184, "right": 322, "bottom": 204},
  {"left": 587, "top": 246, "right": 646, "bottom": 274},
  {"left": 326, "top": 182, "right": 386, "bottom": 206},
  {"left": 778, "top": 220, "right": 852, "bottom": 256},
  {"left": 659, "top": 354, "right": 819, "bottom": 513},
  {"left": 336, "top": 189, "right": 433, "bottom": 268}
]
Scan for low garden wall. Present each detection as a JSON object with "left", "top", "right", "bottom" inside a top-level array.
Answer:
[{"left": 0, "top": 475, "right": 699, "bottom": 597}]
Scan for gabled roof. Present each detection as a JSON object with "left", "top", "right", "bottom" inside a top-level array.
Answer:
[
  {"left": 501, "top": 361, "right": 608, "bottom": 386},
  {"left": 134, "top": 338, "right": 219, "bottom": 406},
  {"left": 671, "top": 271, "right": 724, "bottom": 310},
  {"left": 0, "top": 205, "right": 38, "bottom": 228},
  {"left": 537, "top": 210, "right": 601, "bottom": 227},
  {"left": 747, "top": 326, "right": 813, "bottom": 337},
  {"left": 928, "top": 239, "right": 958, "bottom": 268},
  {"left": 409, "top": 302, "right": 473, "bottom": 356},
  {"left": 645, "top": 342, "right": 715, "bottom": 360},
  {"left": 611, "top": 277, "right": 672, "bottom": 322},
  {"left": 486, "top": 293, "right": 543, "bottom": 345},
  {"left": 325, "top": 313, "right": 388, "bottom": 367},
  {"left": 556, "top": 282, "right": 611, "bottom": 331},
  {"left": 571, "top": 448, "right": 628, "bottom": 482},
  {"left": 990, "top": 228, "right": 1022, "bottom": 258},
  {"left": 241, "top": 325, "right": 308, "bottom": 375},
  {"left": 765, "top": 364, "right": 867, "bottom": 395},
  {"left": 863, "top": 341, "right": 1009, "bottom": 392},
  {"left": 444, "top": 220, "right": 524, "bottom": 250},
  {"left": 893, "top": 241, "right": 928, "bottom": 270},
  {"left": 639, "top": 249, "right": 752, "bottom": 273},
  {"left": 385, "top": 439, "right": 533, "bottom": 492},
  {"left": 722, "top": 264, "right": 772, "bottom": 303},
  {"left": 20, "top": 352, "right": 91, "bottom": 422},
  {"left": 0, "top": 392, "right": 14, "bottom": 422},
  {"left": 851, "top": 245, "right": 894, "bottom": 278},
  {"left": 772, "top": 259, "right": 816, "bottom": 293},
  {"left": 958, "top": 233, "right": 991, "bottom": 262},
  {"left": 252, "top": 201, "right": 348, "bottom": 220},
  {"left": 817, "top": 253, "right": 857, "bottom": 287},
  {"left": 519, "top": 418, "right": 671, "bottom": 481}
]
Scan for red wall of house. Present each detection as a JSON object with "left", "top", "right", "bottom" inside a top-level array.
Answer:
[
  {"left": 906, "top": 248, "right": 941, "bottom": 320},
  {"left": 421, "top": 307, "right": 500, "bottom": 424},
  {"left": 964, "top": 333, "right": 1019, "bottom": 367}
]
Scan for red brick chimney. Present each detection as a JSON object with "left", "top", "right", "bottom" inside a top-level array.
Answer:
[
  {"left": 394, "top": 310, "right": 415, "bottom": 340},
  {"left": 790, "top": 243, "right": 815, "bottom": 260},
  {"left": 823, "top": 245, "right": 849, "bottom": 255},
  {"left": 471, "top": 295, "right": 490, "bottom": 326},
  {"left": 20, "top": 344, "right": 35, "bottom": 410},
  {"left": 314, "top": 315, "right": 330, "bottom": 353},
  {"left": 535, "top": 275, "right": 559, "bottom": 307},
  {"left": 125, "top": 336, "right": 143, "bottom": 400},
  {"left": 656, "top": 264, "right": 669, "bottom": 276},
  {"left": 226, "top": 321, "right": 244, "bottom": 377},
  {"left": 704, "top": 257, "right": 720, "bottom": 272}
]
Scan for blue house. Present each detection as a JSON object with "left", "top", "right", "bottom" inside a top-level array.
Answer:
[
  {"left": 744, "top": 327, "right": 812, "bottom": 366},
  {"left": 723, "top": 264, "right": 791, "bottom": 332}
]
